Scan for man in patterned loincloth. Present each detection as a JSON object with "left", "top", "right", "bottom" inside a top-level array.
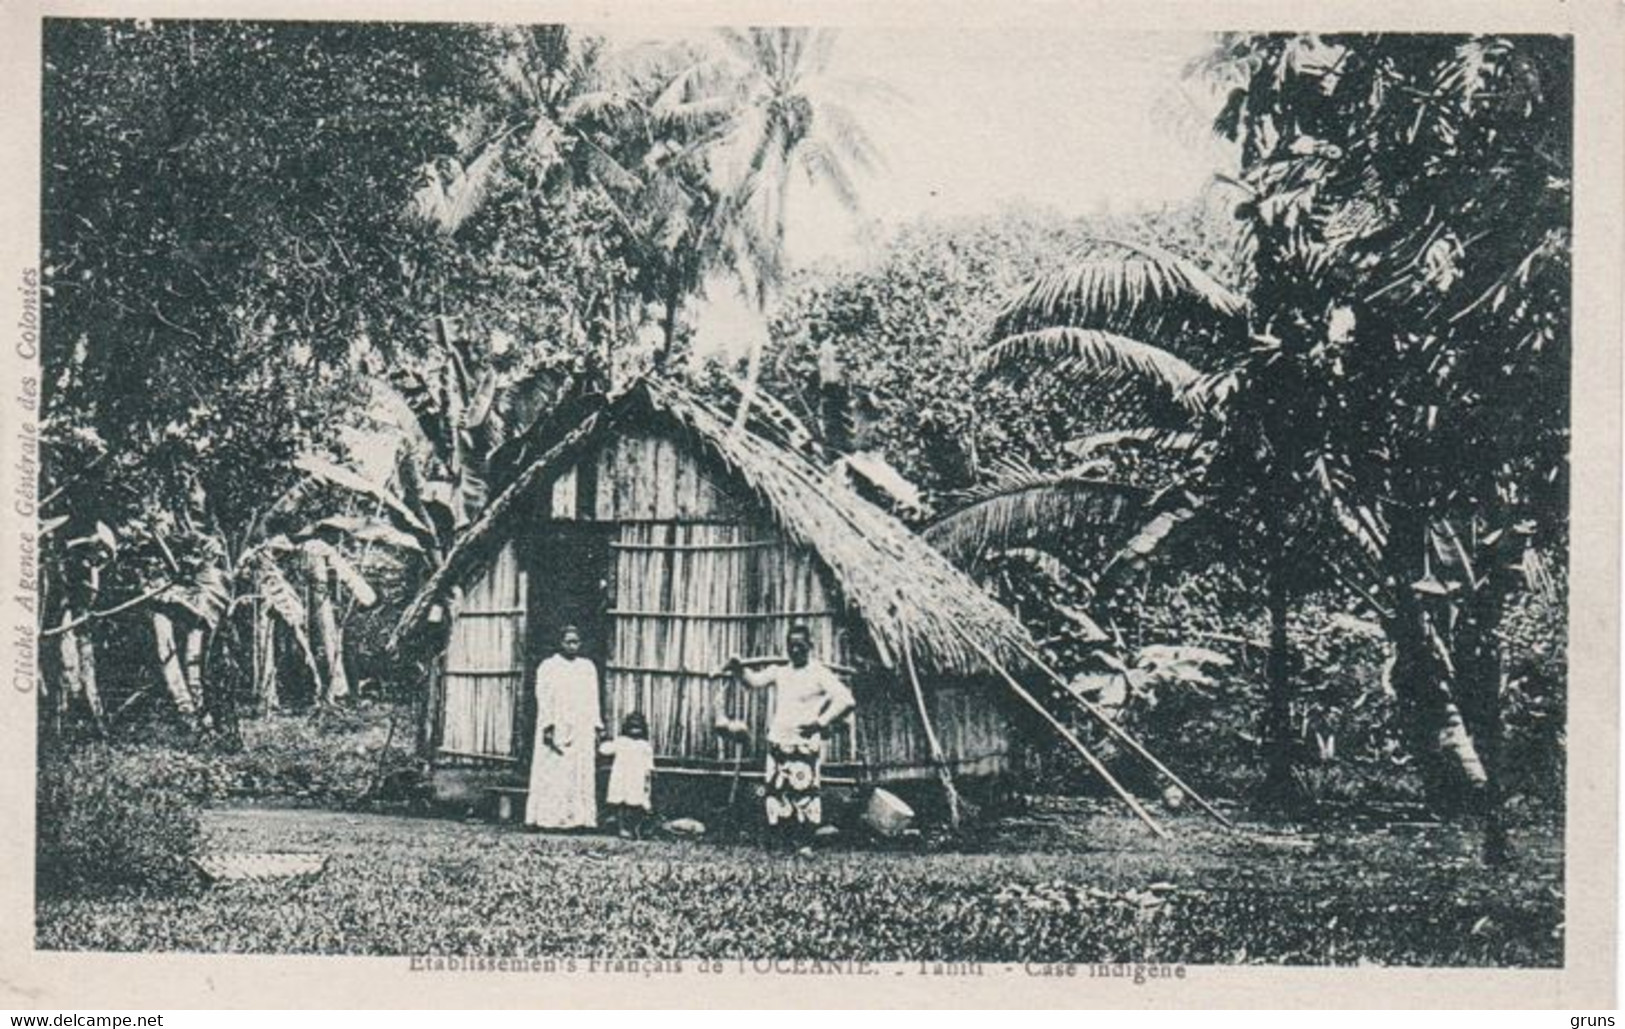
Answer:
[{"left": 726, "top": 624, "right": 856, "bottom": 856}]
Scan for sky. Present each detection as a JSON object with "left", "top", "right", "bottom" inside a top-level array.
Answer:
[
  {"left": 598, "top": 27, "right": 1239, "bottom": 356},
  {"left": 783, "top": 28, "right": 1235, "bottom": 263}
]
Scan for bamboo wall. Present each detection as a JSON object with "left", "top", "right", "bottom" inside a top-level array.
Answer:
[
  {"left": 436, "top": 425, "right": 1011, "bottom": 779},
  {"left": 853, "top": 677, "right": 1012, "bottom": 779},
  {"left": 606, "top": 520, "right": 856, "bottom": 765},
  {"left": 547, "top": 427, "right": 742, "bottom": 522},
  {"left": 439, "top": 540, "right": 525, "bottom": 760}
]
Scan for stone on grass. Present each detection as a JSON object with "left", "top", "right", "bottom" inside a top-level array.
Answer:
[{"left": 863, "top": 788, "right": 914, "bottom": 837}]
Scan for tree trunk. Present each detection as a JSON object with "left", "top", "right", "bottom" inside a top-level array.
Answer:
[
  {"left": 655, "top": 285, "right": 681, "bottom": 373},
  {"left": 183, "top": 625, "right": 206, "bottom": 713},
  {"left": 308, "top": 552, "right": 351, "bottom": 705},
  {"left": 817, "top": 340, "right": 853, "bottom": 456},
  {"left": 57, "top": 614, "right": 106, "bottom": 737},
  {"left": 1383, "top": 509, "right": 1487, "bottom": 814},
  {"left": 417, "top": 660, "right": 440, "bottom": 760},
  {"left": 312, "top": 560, "right": 350, "bottom": 703},
  {"left": 1260, "top": 555, "right": 1298, "bottom": 808},
  {"left": 77, "top": 625, "right": 104, "bottom": 730},
  {"left": 253, "top": 598, "right": 280, "bottom": 716},
  {"left": 1458, "top": 629, "right": 1508, "bottom": 865},
  {"left": 733, "top": 338, "right": 766, "bottom": 431},
  {"left": 1454, "top": 528, "right": 1514, "bottom": 865},
  {"left": 151, "top": 609, "right": 197, "bottom": 718}
]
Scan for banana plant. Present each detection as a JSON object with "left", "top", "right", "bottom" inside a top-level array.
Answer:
[
  {"left": 1071, "top": 644, "right": 1236, "bottom": 716},
  {"left": 150, "top": 525, "right": 384, "bottom": 718},
  {"left": 250, "top": 534, "right": 380, "bottom": 708},
  {"left": 131, "top": 457, "right": 421, "bottom": 725},
  {"left": 308, "top": 326, "right": 582, "bottom": 582},
  {"left": 39, "top": 516, "right": 119, "bottom": 736}
]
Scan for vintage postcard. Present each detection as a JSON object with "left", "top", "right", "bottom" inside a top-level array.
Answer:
[{"left": 1, "top": 0, "right": 1619, "bottom": 1010}]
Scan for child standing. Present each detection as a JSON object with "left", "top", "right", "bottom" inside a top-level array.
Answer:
[{"left": 599, "top": 711, "right": 654, "bottom": 839}]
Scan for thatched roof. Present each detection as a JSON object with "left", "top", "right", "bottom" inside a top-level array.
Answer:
[{"left": 391, "top": 379, "right": 1039, "bottom": 678}]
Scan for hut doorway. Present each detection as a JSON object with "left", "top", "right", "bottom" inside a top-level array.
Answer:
[{"left": 525, "top": 523, "right": 615, "bottom": 670}]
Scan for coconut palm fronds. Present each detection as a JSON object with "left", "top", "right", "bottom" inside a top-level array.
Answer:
[
  {"left": 923, "top": 461, "right": 1144, "bottom": 570},
  {"left": 990, "top": 238, "right": 1248, "bottom": 342},
  {"left": 980, "top": 327, "right": 1215, "bottom": 422},
  {"left": 1062, "top": 427, "right": 1206, "bottom": 460}
]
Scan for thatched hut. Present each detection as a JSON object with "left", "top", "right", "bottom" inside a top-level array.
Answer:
[{"left": 392, "top": 380, "right": 1056, "bottom": 815}]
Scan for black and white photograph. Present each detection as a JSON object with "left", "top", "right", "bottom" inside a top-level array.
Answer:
[{"left": 6, "top": 1, "right": 1620, "bottom": 1010}]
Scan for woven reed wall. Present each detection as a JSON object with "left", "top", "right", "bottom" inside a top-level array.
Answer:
[
  {"left": 606, "top": 520, "right": 856, "bottom": 764},
  {"left": 537, "top": 426, "right": 738, "bottom": 523},
  {"left": 854, "top": 677, "right": 1012, "bottom": 779},
  {"left": 440, "top": 540, "right": 525, "bottom": 758},
  {"left": 435, "top": 426, "right": 1011, "bottom": 778}
]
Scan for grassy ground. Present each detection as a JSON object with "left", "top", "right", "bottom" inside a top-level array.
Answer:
[{"left": 36, "top": 799, "right": 1563, "bottom": 966}]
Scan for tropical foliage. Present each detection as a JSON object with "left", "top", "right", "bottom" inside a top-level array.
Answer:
[
  {"left": 37, "top": 21, "right": 885, "bottom": 741},
  {"left": 927, "top": 34, "right": 1570, "bottom": 859},
  {"left": 36, "top": 23, "right": 1570, "bottom": 906}
]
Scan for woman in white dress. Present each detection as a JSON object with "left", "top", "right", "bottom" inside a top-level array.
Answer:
[{"left": 525, "top": 625, "right": 602, "bottom": 830}]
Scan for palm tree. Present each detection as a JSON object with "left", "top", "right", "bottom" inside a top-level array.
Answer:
[
  {"left": 409, "top": 27, "right": 884, "bottom": 401},
  {"left": 1197, "top": 32, "right": 1571, "bottom": 861},
  {"left": 672, "top": 28, "right": 884, "bottom": 425},
  {"left": 929, "top": 236, "right": 1389, "bottom": 807},
  {"left": 585, "top": 39, "right": 760, "bottom": 369},
  {"left": 939, "top": 34, "right": 1568, "bottom": 853},
  {"left": 408, "top": 27, "right": 621, "bottom": 239},
  {"left": 703, "top": 31, "right": 881, "bottom": 293},
  {"left": 407, "top": 27, "right": 655, "bottom": 385}
]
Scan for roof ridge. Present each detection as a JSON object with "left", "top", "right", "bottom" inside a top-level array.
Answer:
[{"left": 393, "top": 377, "right": 1038, "bottom": 678}]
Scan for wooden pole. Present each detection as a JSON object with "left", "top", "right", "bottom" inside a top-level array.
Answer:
[
  {"left": 42, "top": 579, "right": 174, "bottom": 639},
  {"left": 956, "top": 631, "right": 1166, "bottom": 839},
  {"left": 727, "top": 746, "right": 745, "bottom": 808},
  {"left": 901, "top": 636, "right": 963, "bottom": 830},
  {"left": 711, "top": 671, "right": 748, "bottom": 812},
  {"left": 1021, "top": 647, "right": 1235, "bottom": 831}
]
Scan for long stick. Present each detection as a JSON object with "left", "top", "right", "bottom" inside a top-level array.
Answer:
[
  {"left": 363, "top": 700, "right": 402, "bottom": 804},
  {"left": 1021, "top": 647, "right": 1235, "bottom": 830},
  {"left": 957, "top": 631, "right": 1165, "bottom": 839},
  {"left": 728, "top": 747, "right": 744, "bottom": 808},
  {"left": 712, "top": 671, "right": 747, "bottom": 811},
  {"left": 902, "top": 636, "right": 963, "bottom": 830}
]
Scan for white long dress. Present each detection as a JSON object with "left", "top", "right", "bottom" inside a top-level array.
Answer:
[{"left": 525, "top": 654, "right": 602, "bottom": 829}]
